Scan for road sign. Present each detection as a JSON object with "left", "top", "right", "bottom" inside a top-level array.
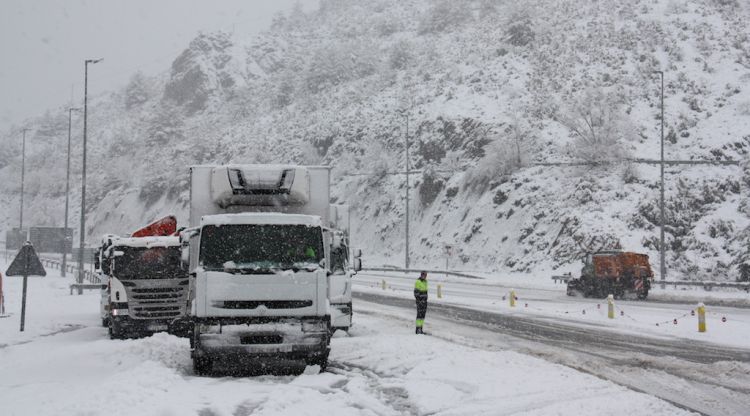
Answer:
[
  {"left": 7, "top": 243, "right": 47, "bottom": 277},
  {"left": 5, "top": 242, "right": 46, "bottom": 332}
]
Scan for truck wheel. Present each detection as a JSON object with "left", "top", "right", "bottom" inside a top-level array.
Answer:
[
  {"left": 193, "top": 356, "right": 212, "bottom": 376},
  {"left": 109, "top": 320, "right": 125, "bottom": 340},
  {"left": 566, "top": 280, "right": 582, "bottom": 297},
  {"left": 307, "top": 351, "right": 329, "bottom": 373},
  {"left": 637, "top": 289, "right": 649, "bottom": 300}
]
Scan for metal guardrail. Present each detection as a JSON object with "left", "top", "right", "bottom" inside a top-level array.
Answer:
[
  {"left": 550, "top": 274, "right": 750, "bottom": 291},
  {"left": 2, "top": 249, "right": 101, "bottom": 285},
  {"left": 661, "top": 280, "right": 750, "bottom": 291},
  {"left": 361, "top": 267, "right": 484, "bottom": 280}
]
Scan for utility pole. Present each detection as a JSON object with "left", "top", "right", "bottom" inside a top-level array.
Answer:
[
  {"left": 404, "top": 113, "right": 410, "bottom": 270},
  {"left": 19, "top": 129, "right": 29, "bottom": 231},
  {"left": 62, "top": 108, "right": 80, "bottom": 277},
  {"left": 78, "top": 58, "right": 102, "bottom": 293}
]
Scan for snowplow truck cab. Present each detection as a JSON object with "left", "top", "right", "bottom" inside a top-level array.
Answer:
[
  {"left": 186, "top": 165, "right": 336, "bottom": 375},
  {"left": 567, "top": 251, "right": 653, "bottom": 299}
]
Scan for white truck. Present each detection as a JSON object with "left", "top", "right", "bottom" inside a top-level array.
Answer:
[
  {"left": 98, "top": 236, "right": 187, "bottom": 339},
  {"left": 96, "top": 216, "right": 188, "bottom": 339},
  {"left": 184, "top": 164, "right": 360, "bottom": 375}
]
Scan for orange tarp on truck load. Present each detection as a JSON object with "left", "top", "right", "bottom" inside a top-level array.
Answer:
[
  {"left": 593, "top": 252, "right": 653, "bottom": 279},
  {"left": 130, "top": 215, "right": 177, "bottom": 237}
]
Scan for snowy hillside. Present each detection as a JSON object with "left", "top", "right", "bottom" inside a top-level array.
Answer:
[{"left": 1, "top": 0, "right": 749, "bottom": 280}]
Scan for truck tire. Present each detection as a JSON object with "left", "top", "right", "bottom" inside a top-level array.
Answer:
[
  {"left": 566, "top": 279, "right": 582, "bottom": 297},
  {"left": 109, "top": 319, "right": 125, "bottom": 340},
  {"left": 637, "top": 289, "right": 649, "bottom": 300},
  {"left": 193, "top": 355, "right": 212, "bottom": 376},
  {"left": 306, "top": 349, "right": 330, "bottom": 373}
]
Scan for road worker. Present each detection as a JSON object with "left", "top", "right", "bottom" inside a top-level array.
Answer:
[{"left": 414, "top": 271, "right": 428, "bottom": 334}]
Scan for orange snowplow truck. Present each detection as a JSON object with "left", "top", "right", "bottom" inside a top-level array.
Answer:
[{"left": 566, "top": 251, "right": 654, "bottom": 300}]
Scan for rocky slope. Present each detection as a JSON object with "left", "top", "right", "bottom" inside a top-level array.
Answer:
[{"left": 1, "top": 0, "right": 749, "bottom": 280}]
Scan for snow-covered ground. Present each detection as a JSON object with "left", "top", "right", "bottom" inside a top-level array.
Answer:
[
  {"left": 354, "top": 271, "right": 750, "bottom": 349},
  {"left": 0, "top": 260, "right": 704, "bottom": 415}
]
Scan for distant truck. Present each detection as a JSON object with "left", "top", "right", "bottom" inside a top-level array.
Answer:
[
  {"left": 96, "top": 216, "right": 189, "bottom": 339},
  {"left": 566, "top": 251, "right": 654, "bottom": 299},
  {"left": 183, "top": 164, "right": 361, "bottom": 375}
]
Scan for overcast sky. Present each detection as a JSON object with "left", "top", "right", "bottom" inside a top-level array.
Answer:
[{"left": 0, "top": 0, "right": 316, "bottom": 132}]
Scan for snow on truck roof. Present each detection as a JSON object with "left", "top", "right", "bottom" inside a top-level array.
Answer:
[
  {"left": 201, "top": 213, "right": 322, "bottom": 227},
  {"left": 190, "top": 164, "right": 331, "bottom": 170},
  {"left": 112, "top": 236, "right": 180, "bottom": 248}
]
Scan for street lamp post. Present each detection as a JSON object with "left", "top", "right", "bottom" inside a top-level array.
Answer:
[
  {"left": 19, "top": 128, "right": 29, "bottom": 232},
  {"left": 653, "top": 70, "right": 666, "bottom": 287},
  {"left": 77, "top": 58, "right": 102, "bottom": 293},
  {"left": 62, "top": 107, "right": 80, "bottom": 277},
  {"left": 403, "top": 113, "right": 410, "bottom": 270},
  {"left": 659, "top": 71, "right": 666, "bottom": 287}
]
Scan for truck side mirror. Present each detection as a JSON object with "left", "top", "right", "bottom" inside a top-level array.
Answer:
[
  {"left": 181, "top": 246, "right": 190, "bottom": 267},
  {"left": 353, "top": 258, "right": 362, "bottom": 272},
  {"left": 353, "top": 248, "right": 362, "bottom": 258},
  {"left": 332, "top": 234, "right": 342, "bottom": 249}
]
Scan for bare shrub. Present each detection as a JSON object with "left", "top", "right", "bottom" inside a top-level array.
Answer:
[
  {"left": 621, "top": 163, "right": 640, "bottom": 184},
  {"left": 418, "top": 0, "right": 472, "bottom": 34},
  {"left": 461, "top": 138, "right": 521, "bottom": 194},
  {"left": 506, "top": 23, "right": 535, "bottom": 47},
  {"left": 558, "top": 89, "right": 634, "bottom": 163},
  {"left": 389, "top": 40, "right": 413, "bottom": 70}
]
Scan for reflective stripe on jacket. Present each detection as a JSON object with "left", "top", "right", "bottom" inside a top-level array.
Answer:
[{"left": 414, "top": 278, "right": 428, "bottom": 299}]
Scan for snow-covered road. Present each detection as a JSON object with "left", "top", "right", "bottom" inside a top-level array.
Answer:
[
  {"left": 352, "top": 272, "right": 750, "bottom": 416},
  {"left": 0, "top": 263, "right": 709, "bottom": 416}
]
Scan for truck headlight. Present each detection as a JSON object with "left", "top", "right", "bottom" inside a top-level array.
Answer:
[
  {"left": 198, "top": 324, "right": 221, "bottom": 334},
  {"left": 302, "top": 320, "right": 327, "bottom": 333}
]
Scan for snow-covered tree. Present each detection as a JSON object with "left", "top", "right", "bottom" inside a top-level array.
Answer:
[{"left": 124, "top": 72, "right": 151, "bottom": 110}]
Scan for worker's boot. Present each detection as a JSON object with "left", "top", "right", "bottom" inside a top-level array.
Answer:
[{"left": 415, "top": 327, "right": 420, "bottom": 334}]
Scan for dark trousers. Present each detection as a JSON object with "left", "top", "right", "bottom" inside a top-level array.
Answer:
[{"left": 416, "top": 298, "right": 427, "bottom": 327}]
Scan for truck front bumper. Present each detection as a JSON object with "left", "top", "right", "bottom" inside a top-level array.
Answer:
[{"left": 193, "top": 320, "right": 330, "bottom": 358}]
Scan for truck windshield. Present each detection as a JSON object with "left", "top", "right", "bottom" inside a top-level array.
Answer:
[
  {"left": 113, "top": 246, "right": 182, "bottom": 280},
  {"left": 199, "top": 224, "right": 324, "bottom": 272}
]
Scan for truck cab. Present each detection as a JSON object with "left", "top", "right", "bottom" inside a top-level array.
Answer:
[{"left": 106, "top": 236, "right": 187, "bottom": 339}]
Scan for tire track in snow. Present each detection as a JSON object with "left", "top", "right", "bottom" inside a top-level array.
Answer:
[
  {"left": 327, "top": 361, "right": 422, "bottom": 416},
  {"left": 0, "top": 324, "right": 85, "bottom": 349}
]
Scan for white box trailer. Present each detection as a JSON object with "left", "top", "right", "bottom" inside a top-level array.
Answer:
[{"left": 185, "top": 164, "right": 350, "bottom": 374}]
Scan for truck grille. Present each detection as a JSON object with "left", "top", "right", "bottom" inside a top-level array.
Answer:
[
  {"left": 214, "top": 300, "right": 313, "bottom": 310},
  {"left": 126, "top": 282, "right": 187, "bottom": 320}
]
